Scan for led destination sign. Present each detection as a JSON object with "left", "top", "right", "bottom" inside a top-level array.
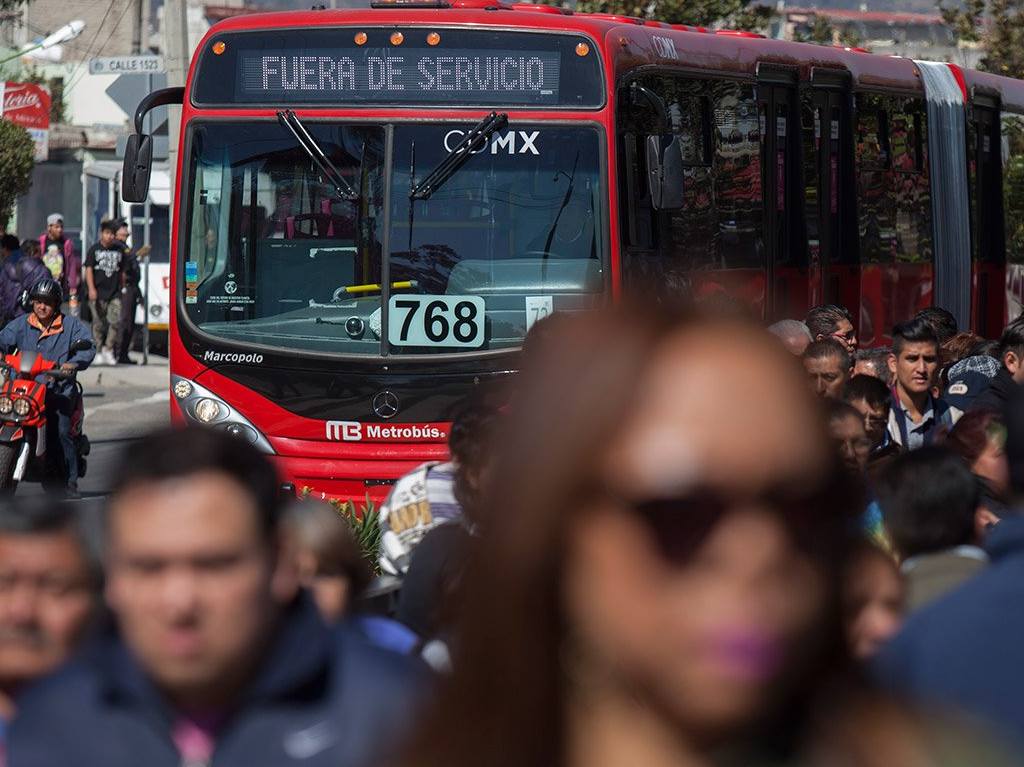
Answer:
[
  {"left": 193, "top": 29, "right": 604, "bottom": 107},
  {"left": 240, "top": 49, "right": 561, "bottom": 103}
]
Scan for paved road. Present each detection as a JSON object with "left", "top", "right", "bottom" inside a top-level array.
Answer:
[{"left": 20, "top": 354, "right": 171, "bottom": 501}]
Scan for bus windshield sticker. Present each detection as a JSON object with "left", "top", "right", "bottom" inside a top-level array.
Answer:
[
  {"left": 387, "top": 295, "right": 485, "bottom": 349},
  {"left": 525, "top": 295, "right": 553, "bottom": 332},
  {"left": 238, "top": 49, "right": 561, "bottom": 104}
]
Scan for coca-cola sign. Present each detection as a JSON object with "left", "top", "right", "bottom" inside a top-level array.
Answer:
[
  {"left": 1, "top": 82, "right": 50, "bottom": 130},
  {"left": 0, "top": 82, "right": 50, "bottom": 161}
]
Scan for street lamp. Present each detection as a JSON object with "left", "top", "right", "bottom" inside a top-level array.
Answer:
[{"left": 0, "top": 20, "right": 86, "bottom": 66}]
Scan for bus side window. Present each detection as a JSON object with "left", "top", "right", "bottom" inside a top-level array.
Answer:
[{"left": 1002, "top": 112, "right": 1024, "bottom": 267}]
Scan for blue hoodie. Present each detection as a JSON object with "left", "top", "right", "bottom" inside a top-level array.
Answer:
[
  {"left": 875, "top": 517, "right": 1024, "bottom": 749},
  {"left": 8, "top": 596, "right": 426, "bottom": 767}
]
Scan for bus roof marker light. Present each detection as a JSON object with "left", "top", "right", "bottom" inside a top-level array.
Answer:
[
  {"left": 427, "top": 32, "right": 441, "bottom": 46},
  {"left": 575, "top": 41, "right": 589, "bottom": 56},
  {"left": 354, "top": 31, "right": 367, "bottom": 45},
  {"left": 212, "top": 41, "right": 226, "bottom": 55},
  {"left": 390, "top": 31, "right": 404, "bottom": 45}
]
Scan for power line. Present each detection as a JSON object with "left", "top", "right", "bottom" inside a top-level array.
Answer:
[
  {"left": 64, "top": 0, "right": 135, "bottom": 94},
  {"left": 61, "top": 0, "right": 121, "bottom": 90}
]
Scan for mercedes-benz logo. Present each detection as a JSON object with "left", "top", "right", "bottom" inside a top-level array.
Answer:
[{"left": 372, "top": 390, "right": 400, "bottom": 419}]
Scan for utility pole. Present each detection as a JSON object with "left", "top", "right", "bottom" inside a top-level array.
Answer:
[
  {"left": 131, "top": 0, "right": 143, "bottom": 54},
  {"left": 163, "top": 0, "right": 189, "bottom": 226}
]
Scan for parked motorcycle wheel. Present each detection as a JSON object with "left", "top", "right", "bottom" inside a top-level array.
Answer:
[{"left": 0, "top": 443, "right": 18, "bottom": 495}]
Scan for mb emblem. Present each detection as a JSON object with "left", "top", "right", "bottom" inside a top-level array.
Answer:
[{"left": 372, "top": 390, "right": 400, "bottom": 419}]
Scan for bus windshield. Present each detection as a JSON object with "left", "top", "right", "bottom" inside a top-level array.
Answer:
[{"left": 184, "top": 121, "right": 604, "bottom": 356}]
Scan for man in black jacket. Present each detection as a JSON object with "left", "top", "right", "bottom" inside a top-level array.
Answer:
[
  {"left": 971, "top": 317, "right": 1024, "bottom": 414},
  {"left": 9, "top": 428, "right": 424, "bottom": 767}
]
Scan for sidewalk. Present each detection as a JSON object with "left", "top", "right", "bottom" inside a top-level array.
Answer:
[{"left": 78, "top": 353, "right": 169, "bottom": 391}]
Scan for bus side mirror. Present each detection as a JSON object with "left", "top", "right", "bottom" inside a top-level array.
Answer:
[
  {"left": 122, "top": 134, "right": 153, "bottom": 203},
  {"left": 645, "top": 134, "right": 685, "bottom": 211}
]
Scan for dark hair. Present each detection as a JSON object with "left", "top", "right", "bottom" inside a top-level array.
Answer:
[
  {"left": 914, "top": 307, "right": 958, "bottom": 344},
  {"left": 1, "top": 234, "right": 19, "bottom": 252},
  {"left": 969, "top": 339, "right": 1000, "bottom": 359},
  {"left": 941, "top": 331, "right": 981, "bottom": 368},
  {"left": 853, "top": 347, "right": 891, "bottom": 381},
  {"left": 891, "top": 317, "right": 939, "bottom": 356},
  {"left": 943, "top": 410, "right": 1002, "bottom": 468},
  {"left": 806, "top": 304, "right": 853, "bottom": 340},
  {"left": 997, "top": 317, "right": 1024, "bottom": 366},
  {"left": 844, "top": 374, "right": 891, "bottom": 413},
  {"left": 448, "top": 391, "right": 503, "bottom": 516},
  {"left": 99, "top": 219, "right": 118, "bottom": 234},
  {"left": 876, "top": 446, "right": 979, "bottom": 559},
  {"left": 282, "top": 500, "right": 370, "bottom": 601},
  {"left": 397, "top": 306, "right": 861, "bottom": 767},
  {"left": 804, "top": 338, "right": 851, "bottom": 371},
  {"left": 0, "top": 498, "right": 103, "bottom": 589},
  {"left": 111, "top": 427, "right": 282, "bottom": 537},
  {"left": 19, "top": 239, "right": 40, "bottom": 259},
  {"left": 826, "top": 400, "right": 865, "bottom": 426}
]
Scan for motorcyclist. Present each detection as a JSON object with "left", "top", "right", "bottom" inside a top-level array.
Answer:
[{"left": 0, "top": 278, "right": 95, "bottom": 497}]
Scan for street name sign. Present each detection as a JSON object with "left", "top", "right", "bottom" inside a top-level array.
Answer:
[{"left": 89, "top": 55, "right": 166, "bottom": 75}]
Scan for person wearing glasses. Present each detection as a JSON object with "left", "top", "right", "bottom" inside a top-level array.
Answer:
[
  {"left": 393, "top": 306, "right": 1012, "bottom": 767},
  {"left": 806, "top": 303, "right": 858, "bottom": 354}
]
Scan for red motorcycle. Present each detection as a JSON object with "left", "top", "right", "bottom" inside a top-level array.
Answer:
[{"left": 0, "top": 341, "right": 91, "bottom": 494}]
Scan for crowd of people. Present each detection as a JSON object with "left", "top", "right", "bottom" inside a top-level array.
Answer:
[
  {"left": 4, "top": 299, "right": 1024, "bottom": 765},
  {"left": 0, "top": 214, "right": 144, "bottom": 366}
]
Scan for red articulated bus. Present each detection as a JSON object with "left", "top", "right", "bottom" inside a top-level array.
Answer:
[{"left": 122, "top": 1, "right": 1024, "bottom": 500}]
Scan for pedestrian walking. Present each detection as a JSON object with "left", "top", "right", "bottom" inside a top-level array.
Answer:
[
  {"left": 83, "top": 220, "right": 126, "bottom": 366},
  {"left": 806, "top": 303, "right": 858, "bottom": 353},
  {"left": 0, "top": 241, "right": 48, "bottom": 327},
  {"left": 0, "top": 499, "right": 101, "bottom": 762},
  {"left": 845, "top": 374, "right": 898, "bottom": 462},
  {"left": 113, "top": 220, "right": 142, "bottom": 364},
  {"left": 971, "top": 317, "right": 1024, "bottom": 414},
  {"left": 803, "top": 338, "right": 851, "bottom": 399},
  {"left": 767, "top": 318, "right": 812, "bottom": 355},
  {"left": 843, "top": 541, "right": 905, "bottom": 661},
  {"left": 38, "top": 214, "right": 81, "bottom": 315},
  {"left": 887, "top": 318, "right": 952, "bottom": 450},
  {"left": 875, "top": 386, "right": 1024, "bottom": 750},
  {"left": 395, "top": 305, "right": 1000, "bottom": 767},
  {"left": 7, "top": 427, "right": 425, "bottom": 767},
  {"left": 875, "top": 446, "right": 987, "bottom": 612}
]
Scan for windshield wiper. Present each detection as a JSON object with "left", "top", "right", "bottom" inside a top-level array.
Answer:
[
  {"left": 410, "top": 112, "right": 508, "bottom": 200},
  {"left": 276, "top": 109, "right": 358, "bottom": 201}
]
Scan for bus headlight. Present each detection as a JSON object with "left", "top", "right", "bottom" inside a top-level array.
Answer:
[
  {"left": 0, "top": 397, "right": 13, "bottom": 415},
  {"left": 171, "top": 375, "right": 275, "bottom": 455},
  {"left": 150, "top": 304, "right": 163, "bottom": 318},
  {"left": 13, "top": 398, "right": 31, "bottom": 417},
  {"left": 193, "top": 398, "right": 223, "bottom": 423}
]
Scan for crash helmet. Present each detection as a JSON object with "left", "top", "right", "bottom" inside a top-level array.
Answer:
[{"left": 29, "top": 277, "right": 62, "bottom": 306}]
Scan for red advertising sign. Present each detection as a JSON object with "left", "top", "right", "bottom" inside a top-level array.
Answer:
[{"left": 0, "top": 81, "right": 50, "bottom": 161}]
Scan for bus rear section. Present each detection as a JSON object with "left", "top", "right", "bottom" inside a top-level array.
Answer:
[{"left": 167, "top": 14, "right": 609, "bottom": 500}]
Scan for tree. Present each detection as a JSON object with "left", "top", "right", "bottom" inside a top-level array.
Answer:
[
  {"left": 792, "top": 13, "right": 863, "bottom": 48},
  {"left": 0, "top": 119, "right": 35, "bottom": 230},
  {"left": 556, "top": 0, "right": 775, "bottom": 31},
  {"left": 942, "top": 0, "right": 1024, "bottom": 79}
]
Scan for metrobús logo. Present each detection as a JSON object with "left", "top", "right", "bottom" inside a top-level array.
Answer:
[
  {"left": 202, "top": 350, "right": 264, "bottom": 364},
  {"left": 326, "top": 421, "right": 448, "bottom": 442}
]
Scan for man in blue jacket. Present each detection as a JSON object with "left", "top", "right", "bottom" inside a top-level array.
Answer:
[
  {"left": 7, "top": 427, "right": 425, "bottom": 767},
  {"left": 0, "top": 277, "right": 94, "bottom": 497},
  {"left": 874, "top": 385, "right": 1024, "bottom": 751}
]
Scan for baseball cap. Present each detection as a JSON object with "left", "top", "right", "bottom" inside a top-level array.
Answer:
[{"left": 46, "top": 213, "right": 63, "bottom": 226}]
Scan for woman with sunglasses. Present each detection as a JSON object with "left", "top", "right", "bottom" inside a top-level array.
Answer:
[{"left": 396, "top": 305, "right": 1013, "bottom": 767}]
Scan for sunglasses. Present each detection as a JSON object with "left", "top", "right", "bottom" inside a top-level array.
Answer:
[{"left": 613, "top": 483, "right": 834, "bottom": 565}]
